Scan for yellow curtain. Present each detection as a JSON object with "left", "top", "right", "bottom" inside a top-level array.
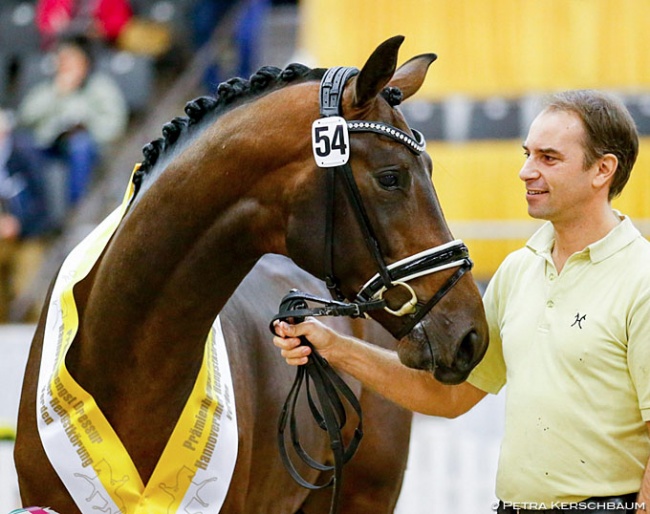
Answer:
[{"left": 298, "top": 0, "right": 650, "bottom": 99}]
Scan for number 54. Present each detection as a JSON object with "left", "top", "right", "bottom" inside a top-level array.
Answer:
[{"left": 312, "top": 117, "right": 350, "bottom": 167}]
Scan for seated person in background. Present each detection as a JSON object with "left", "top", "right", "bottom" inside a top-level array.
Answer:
[
  {"left": 190, "top": 0, "right": 271, "bottom": 93},
  {"left": 35, "top": 0, "right": 133, "bottom": 50},
  {"left": 191, "top": 0, "right": 270, "bottom": 90},
  {"left": 0, "top": 109, "right": 53, "bottom": 322},
  {"left": 17, "top": 34, "right": 129, "bottom": 207}
]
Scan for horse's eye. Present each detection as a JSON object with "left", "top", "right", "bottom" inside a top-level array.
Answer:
[{"left": 378, "top": 172, "right": 399, "bottom": 189}]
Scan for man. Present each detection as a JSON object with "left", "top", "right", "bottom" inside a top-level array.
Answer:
[
  {"left": 18, "top": 34, "right": 128, "bottom": 209},
  {"left": 273, "top": 90, "right": 650, "bottom": 513}
]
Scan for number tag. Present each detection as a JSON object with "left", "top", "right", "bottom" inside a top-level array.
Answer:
[{"left": 311, "top": 117, "right": 350, "bottom": 167}]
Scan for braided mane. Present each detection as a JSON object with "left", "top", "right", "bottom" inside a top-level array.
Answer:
[{"left": 132, "top": 63, "right": 325, "bottom": 197}]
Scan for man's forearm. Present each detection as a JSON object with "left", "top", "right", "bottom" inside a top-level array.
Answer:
[{"left": 327, "top": 334, "right": 485, "bottom": 417}]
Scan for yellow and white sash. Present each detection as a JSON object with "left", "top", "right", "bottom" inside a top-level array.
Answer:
[{"left": 36, "top": 169, "right": 238, "bottom": 513}]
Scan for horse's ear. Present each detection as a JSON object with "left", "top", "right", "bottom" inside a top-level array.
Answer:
[
  {"left": 352, "top": 35, "right": 405, "bottom": 109},
  {"left": 387, "top": 53, "right": 438, "bottom": 101}
]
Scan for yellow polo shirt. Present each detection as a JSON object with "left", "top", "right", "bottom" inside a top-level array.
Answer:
[{"left": 468, "top": 216, "right": 650, "bottom": 504}]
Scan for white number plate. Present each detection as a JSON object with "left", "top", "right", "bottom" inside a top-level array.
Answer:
[{"left": 311, "top": 116, "right": 350, "bottom": 167}]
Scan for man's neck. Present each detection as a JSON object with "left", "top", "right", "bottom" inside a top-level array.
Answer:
[{"left": 551, "top": 206, "right": 621, "bottom": 273}]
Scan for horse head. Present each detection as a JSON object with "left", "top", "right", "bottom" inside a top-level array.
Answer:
[{"left": 284, "top": 36, "right": 488, "bottom": 384}]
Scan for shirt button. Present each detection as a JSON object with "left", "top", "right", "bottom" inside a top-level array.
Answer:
[
  {"left": 549, "top": 274, "right": 556, "bottom": 281},
  {"left": 547, "top": 300, "right": 554, "bottom": 308}
]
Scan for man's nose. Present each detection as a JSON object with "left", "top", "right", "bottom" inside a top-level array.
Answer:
[{"left": 519, "top": 156, "right": 537, "bottom": 182}]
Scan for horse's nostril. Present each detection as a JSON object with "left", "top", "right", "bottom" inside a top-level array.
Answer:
[{"left": 454, "top": 330, "right": 478, "bottom": 371}]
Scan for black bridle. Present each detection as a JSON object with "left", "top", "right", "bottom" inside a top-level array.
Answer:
[
  {"left": 317, "top": 66, "right": 473, "bottom": 337},
  {"left": 272, "top": 66, "right": 474, "bottom": 513}
]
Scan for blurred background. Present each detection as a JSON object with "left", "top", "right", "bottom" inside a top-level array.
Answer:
[{"left": 1, "top": 0, "right": 649, "bottom": 511}]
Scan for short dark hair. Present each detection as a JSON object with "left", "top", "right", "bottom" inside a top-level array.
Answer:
[
  {"left": 544, "top": 90, "right": 638, "bottom": 201},
  {"left": 56, "top": 33, "right": 95, "bottom": 67}
]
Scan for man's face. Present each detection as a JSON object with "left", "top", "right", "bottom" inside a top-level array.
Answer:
[
  {"left": 57, "top": 45, "right": 90, "bottom": 79},
  {"left": 519, "top": 109, "right": 600, "bottom": 224}
]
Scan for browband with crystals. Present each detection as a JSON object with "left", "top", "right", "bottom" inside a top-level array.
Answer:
[{"left": 347, "top": 121, "right": 426, "bottom": 154}]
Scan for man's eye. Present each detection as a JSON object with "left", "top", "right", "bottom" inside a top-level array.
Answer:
[{"left": 378, "top": 173, "right": 399, "bottom": 188}]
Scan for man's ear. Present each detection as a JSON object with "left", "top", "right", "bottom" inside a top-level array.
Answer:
[{"left": 593, "top": 153, "right": 618, "bottom": 190}]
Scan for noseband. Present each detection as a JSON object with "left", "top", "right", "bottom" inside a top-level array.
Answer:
[{"left": 316, "top": 66, "right": 473, "bottom": 339}]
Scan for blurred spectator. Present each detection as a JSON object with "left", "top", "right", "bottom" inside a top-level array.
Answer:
[
  {"left": 235, "top": 0, "right": 270, "bottom": 80},
  {"left": 191, "top": 0, "right": 239, "bottom": 50},
  {"left": 35, "top": 0, "right": 133, "bottom": 50},
  {"left": 17, "top": 34, "right": 128, "bottom": 207},
  {"left": 0, "top": 109, "right": 53, "bottom": 322},
  {"left": 191, "top": 0, "right": 270, "bottom": 90}
]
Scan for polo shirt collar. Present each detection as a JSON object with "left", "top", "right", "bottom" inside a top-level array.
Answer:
[{"left": 525, "top": 213, "right": 640, "bottom": 264}]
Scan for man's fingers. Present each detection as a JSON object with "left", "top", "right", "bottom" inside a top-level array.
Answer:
[
  {"left": 272, "top": 320, "right": 300, "bottom": 337},
  {"left": 283, "top": 345, "right": 310, "bottom": 366},
  {"left": 274, "top": 341, "right": 311, "bottom": 366},
  {"left": 286, "top": 356, "right": 309, "bottom": 366},
  {"left": 281, "top": 345, "right": 311, "bottom": 359},
  {"left": 274, "top": 334, "right": 298, "bottom": 348}
]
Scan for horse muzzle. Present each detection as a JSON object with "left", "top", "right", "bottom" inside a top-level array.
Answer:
[
  {"left": 397, "top": 319, "right": 486, "bottom": 385},
  {"left": 390, "top": 284, "right": 488, "bottom": 384}
]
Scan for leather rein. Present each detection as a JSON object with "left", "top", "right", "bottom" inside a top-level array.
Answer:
[{"left": 271, "top": 67, "right": 473, "bottom": 513}]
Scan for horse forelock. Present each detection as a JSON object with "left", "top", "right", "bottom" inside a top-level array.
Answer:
[
  {"left": 381, "top": 86, "right": 403, "bottom": 107},
  {"left": 132, "top": 63, "right": 326, "bottom": 197}
]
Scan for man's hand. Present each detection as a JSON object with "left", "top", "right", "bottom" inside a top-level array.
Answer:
[{"left": 272, "top": 318, "right": 339, "bottom": 365}]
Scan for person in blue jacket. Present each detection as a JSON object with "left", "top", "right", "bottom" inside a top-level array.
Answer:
[{"left": 0, "top": 109, "right": 54, "bottom": 321}]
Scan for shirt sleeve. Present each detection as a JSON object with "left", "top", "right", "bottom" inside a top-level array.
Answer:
[
  {"left": 627, "top": 279, "right": 650, "bottom": 422},
  {"left": 467, "top": 262, "right": 508, "bottom": 395}
]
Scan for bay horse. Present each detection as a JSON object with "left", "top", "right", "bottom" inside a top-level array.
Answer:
[{"left": 14, "top": 36, "right": 488, "bottom": 513}]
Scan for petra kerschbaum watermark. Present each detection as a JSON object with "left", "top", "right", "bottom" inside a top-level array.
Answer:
[{"left": 492, "top": 500, "right": 646, "bottom": 511}]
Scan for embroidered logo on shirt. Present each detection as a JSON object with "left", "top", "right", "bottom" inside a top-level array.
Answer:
[{"left": 571, "top": 313, "right": 586, "bottom": 329}]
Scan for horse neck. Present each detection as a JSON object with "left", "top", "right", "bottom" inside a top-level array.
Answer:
[{"left": 80, "top": 93, "right": 314, "bottom": 361}]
